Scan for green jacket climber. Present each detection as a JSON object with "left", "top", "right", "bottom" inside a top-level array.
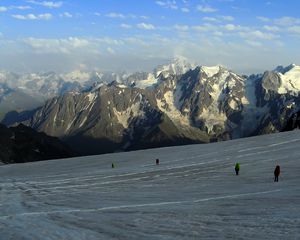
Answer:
[{"left": 235, "top": 163, "right": 240, "bottom": 175}]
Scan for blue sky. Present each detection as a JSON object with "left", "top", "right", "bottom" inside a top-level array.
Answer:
[{"left": 0, "top": 0, "right": 300, "bottom": 73}]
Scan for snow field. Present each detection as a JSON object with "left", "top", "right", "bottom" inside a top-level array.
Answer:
[{"left": 0, "top": 130, "right": 300, "bottom": 239}]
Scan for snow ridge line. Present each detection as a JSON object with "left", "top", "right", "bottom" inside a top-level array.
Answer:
[{"left": 0, "top": 189, "right": 281, "bottom": 220}]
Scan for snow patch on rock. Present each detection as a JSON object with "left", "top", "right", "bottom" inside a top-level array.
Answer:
[
  {"left": 135, "top": 73, "right": 158, "bottom": 89},
  {"left": 157, "top": 90, "right": 190, "bottom": 126},
  {"left": 229, "top": 100, "right": 238, "bottom": 110},
  {"left": 113, "top": 102, "right": 144, "bottom": 128}
]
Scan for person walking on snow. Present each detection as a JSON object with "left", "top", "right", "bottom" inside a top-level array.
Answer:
[
  {"left": 274, "top": 165, "right": 280, "bottom": 182},
  {"left": 156, "top": 158, "right": 160, "bottom": 165},
  {"left": 112, "top": 163, "right": 115, "bottom": 169},
  {"left": 235, "top": 163, "right": 240, "bottom": 175}
]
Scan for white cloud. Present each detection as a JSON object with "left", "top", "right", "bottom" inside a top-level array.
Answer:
[
  {"left": 156, "top": 1, "right": 165, "bottom": 6},
  {"left": 240, "top": 30, "right": 279, "bottom": 40},
  {"left": 140, "top": 15, "right": 149, "bottom": 19},
  {"left": 0, "top": 6, "right": 8, "bottom": 12},
  {"left": 23, "top": 37, "right": 90, "bottom": 53},
  {"left": 221, "top": 15, "right": 234, "bottom": 21},
  {"left": 0, "top": 33, "right": 297, "bottom": 75},
  {"left": 105, "top": 12, "right": 125, "bottom": 19},
  {"left": 95, "top": 37, "right": 124, "bottom": 46},
  {"left": 257, "top": 16, "right": 270, "bottom": 22},
  {"left": 192, "top": 23, "right": 217, "bottom": 32},
  {"left": 12, "top": 13, "right": 52, "bottom": 20},
  {"left": 202, "top": 16, "right": 234, "bottom": 23},
  {"left": 68, "top": 37, "right": 90, "bottom": 48},
  {"left": 174, "top": 24, "right": 189, "bottom": 31},
  {"left": 274, "top": 17, "right": 300, "bottom": 26},
  {"left": 202, "top": 17, "right": 219, "bottom": 22},
  {"left": 213, "top": 31, "right": 223, "bottom": 37},
  {"left": 181, "top": 7, "right": 190, "bottom": 13},
  {"left": 14, "top": 5, "right": 32, "bottom": 10},
  {"left": 263, "top": 25, "right": 280, "bottom": 32},
  {"left": 156, "top": 1, "right": 178, "bottom": 10},
  {"left": 104, "top": 12, "right": 147, "bottom": 20},
  {"left": 197, "top": 5, "right": 218, "bottom": 13},
  {"left": 137, "top": 23, "right": 155, "bottom": 30},
  {"left": 120, "top": 23, "right": 132, "bottom": 29},
  {"left": 288, "top": 26, "right": 300, "bottom": 35},
  {"left": 222, "top": 24, "right": 250, "bottom": 32},
  {"left": 60, "top": 12, "right": 72, "bottom": 18},
  {"left": 107, "top": 47, "right": 115, "bottom": 54},
  {"left": 0, "top": 5, "right": 32, "bottom": 11},
  {"left": 27, "top": 1, "right": 63, "bottom": 8},
  {"left": 245, "top": 40, "right": 263, "bottom": 47},
  {"left": 224, "top": 24, "right": 237, "bottom": 31}
]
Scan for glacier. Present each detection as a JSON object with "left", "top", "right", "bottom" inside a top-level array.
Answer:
[{"left": 0, "top": 130, "right": 299, "bottom": 239}]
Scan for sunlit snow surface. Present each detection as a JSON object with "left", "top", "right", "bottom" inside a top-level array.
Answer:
[{"left": 0, "top": 131, "right": 300, "bottom": 239}]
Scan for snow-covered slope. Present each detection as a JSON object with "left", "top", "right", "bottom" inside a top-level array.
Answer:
[
  {"left": 276, "top": 64, "right": 300, "bottom": 94},
  {"left": 0, "top": 130, "right": 299, "bottom": 239}
]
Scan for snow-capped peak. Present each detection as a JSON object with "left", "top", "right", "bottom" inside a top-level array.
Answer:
[
  {"left": 281, "top": 64, "right": 300, "bottom": 79},
  {"left": 154, "top": 57, "right": 195, "bottom": 78},
  {"left": 131, "top": 57, "right": 195, "bottom": 89},
  {"left": 276, "top": 64, "right": 300, "bottom": 94},
  {"left": 201, "top": 65, "right": 222, "bottom": 78}
]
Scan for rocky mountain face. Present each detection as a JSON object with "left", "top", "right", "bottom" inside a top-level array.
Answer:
[
  {"left": 282, "top": 109, "right": 300, "bottom": 131},
  {"left": 0, "top": 70, "right": 130, "bottom": 121},
  {"left": 0, "top": 124, "right": 76, "bottom": 164},
  {"left": 24, "top": 81, "right": 208, "bottom": 155},
  {"left": 4, "top": 61, "right": 300, "bottom": 155},
  {"left": 252, "top": 64, "right": 300, "bottom": 134}
]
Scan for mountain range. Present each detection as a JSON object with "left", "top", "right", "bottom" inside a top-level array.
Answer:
[
  {"left": 0, "top": 69, "right": 131, "bottom": 120},
  {"left": 1, "top": 59, "right": 300, "bottom": 155}
]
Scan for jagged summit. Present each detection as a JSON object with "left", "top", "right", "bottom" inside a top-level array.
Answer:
[
  {"left": 154, "top": 57, "right": 196, "bottom": 78},
  {"left": 200, "top": 65, "right": 230, "bottom": 78},
  {"left": 274, "top": 63, "right": 298, "bottom": 74}
]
